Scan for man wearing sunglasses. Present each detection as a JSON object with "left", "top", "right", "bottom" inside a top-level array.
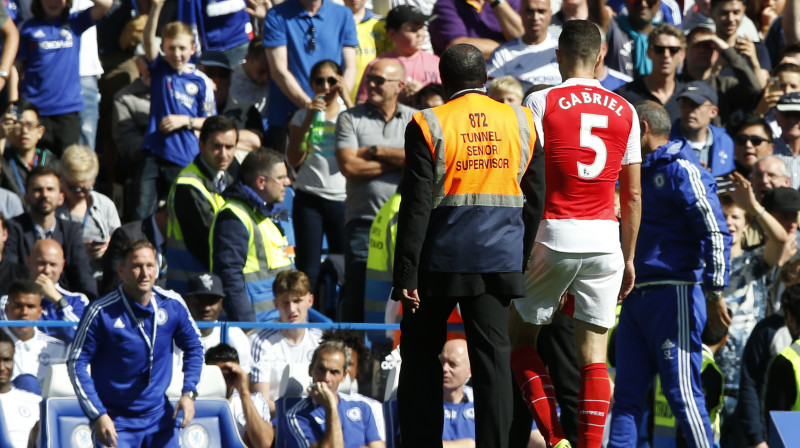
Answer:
[
  {"left": 616, "top": 24, "right": 687, "bottom": 122},
  {"left": 336, "top": 58, "right": 415, "bottom": 324},
  {"left": 669, "top": 81, "right": 735, "bottom": 181}
]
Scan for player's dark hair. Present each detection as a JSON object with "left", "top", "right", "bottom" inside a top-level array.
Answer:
[
  {"left": 711, "top": 0, "right": 746, "bottom": 9},
  {"left": 558, "top": 20, "right": 602, "bottom": 68},
  {"left": 119, "top": 239, "right": 156, "bottom": 263},
  {"left": 31, "top": 0, "right": 71, "bottom": 20},
  {"left": 686, "top": 25, "right": 715, "bottom": 42},
  {"left": 247, "top": 39, "right": 266, "bottom": 59},
  {"left": 416, "top": 83, "right": 444, "bottom": 106},
  {"left": 10, "top": 99, "right": 39, "bottom": 120},
  {"left": 205, "top": 343, "right": 240, "bottom": 364},
  {"left": 728, "top": 113, "right": 773, "bottom": 144},
  {"left": 321, "top": 329, "right": 371, "bottom": 375},
  {"left": 782, "top": 284, "right": 800, "bottom": 323},
  {"left": 635, "top": 100, "right": 672, "bottom": 138},
  {"left": 702, "top": 322, "right": 728, "bottom": 346},
  {"left": 0, "top": 329, "right": 12, "bottom": 346},
  {"left": 8, "top": 279, "right": 43, "bottom": 299},
  {"left": 240, "top": 147, "right": 285, "bottom": 187},
  {"left": 778, "top": 43, "right": 800, "bottom": 63},
  {"left": 310, "top": 340, "right": 350, "bottom": 372},
  {"left": 773, "top": 63, "right": 800, "bottom": 77},
  {"left": 27, "top": 166, "right": 61, "bottom": 191},
  {"left": 439, "top": 44, "right": 487, "bottom": 93},
  {"left": 199, "top": 115, "right": 238, "bottom": 145}
]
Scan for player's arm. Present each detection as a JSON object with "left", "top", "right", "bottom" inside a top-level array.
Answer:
[
  {"left": 266, "top": 45, "right": 312, "bottom": 109},
  {"left": 227, "top": 362, "right": 274, "bottom": 448},
  {"left": 0, "top": 17, "right": 18, "bottom": 95},
  {"left": 67, "top": 306, "right": 108, "bottom": 422},
  {"left": 143, "top": 0, "right": 164, "bottom": 63},
  {"left": 728, "top": 171, "right": 789, "bottom": 268},
  {"left": 334, "top": 111, "right": 400, "bottom": 178},
  {"left": 491, "top": 0, "right": 523, "bottom": 41},
  {"left": 392, "top": 119, "right": 435, "bottom": 310},
  {"left": 618, "top": 162, "right": 642, "bottom": 301},
  {"left": 784, "top": 0, "right": 800, "bottom": 45},
  {"left": 443, "top": 440, "right": 475, "bottom": 448},
  {"left": 520, "top": 128, "right": 545, "bottom": 268},
  {"left": 675, "top": 162, "right": 732, "bottom": 331}
]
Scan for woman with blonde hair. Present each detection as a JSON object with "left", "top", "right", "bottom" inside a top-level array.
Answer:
[{"left": 57, "top": 145, "right": 120, "bottom": 284}]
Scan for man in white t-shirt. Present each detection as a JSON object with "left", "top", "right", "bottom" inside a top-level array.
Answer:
[
  {"left": 175, "top": 273, "right": 253, "bottom": 373},
  {"left": 249, "top": 270, "right": 321, "bottom": 413},
  {"left": 486, "top": 0, "right": 562, "bottom": 90},
  {"left": 205, "top": 343, "right": 273, "bottom": 448},
  {"left": 0, "top": 327, "right": 41, "bottom": 448},
  {"left": 1, "top": 279, "right": 67, "bottom": 387}
]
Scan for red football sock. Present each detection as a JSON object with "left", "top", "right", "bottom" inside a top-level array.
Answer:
[
  {"left": 511, "top": 346, "right": 565, "bottom": 447},
  {"left": 578, "top": 363, "right": 611, "bottom": 448}
]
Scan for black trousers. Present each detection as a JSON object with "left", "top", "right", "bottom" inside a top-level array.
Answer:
[{"left": 398, "top": 292, "right": 513, "bottom": 448}]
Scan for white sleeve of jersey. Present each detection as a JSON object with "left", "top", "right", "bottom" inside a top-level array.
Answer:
[
  {"left": 523, "top": 90, "right": 548, "bottom": 146},
  {"left": 621, "top": 107, "right": 642, "bottom": 165}
]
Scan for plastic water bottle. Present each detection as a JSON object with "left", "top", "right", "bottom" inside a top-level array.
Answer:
[{"left": 309, "top": 96, "right": 326, "bottom": 146}]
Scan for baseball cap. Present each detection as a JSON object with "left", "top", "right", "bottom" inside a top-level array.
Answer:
[
  {"left": 762, "top": 187, "right": 800, "bottom": 213},
  {"left": 677, "top": 81, "right": 718, "bottom": 106},
  {"left": 386, "top": 5, "right": 435, "bottom": 31},
  {"left": 186, "top": 273, "right": 225, "bottom": 298},
  {"left": 776, "top": 92, "right": 800, "bottom": 113},
  {"left": 198, "top": 51, "right": 232, "bottom": 71}
]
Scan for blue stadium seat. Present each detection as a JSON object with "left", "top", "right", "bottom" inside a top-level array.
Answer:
[
  {"left": 175, "top": 398, "right": 247, "bottom": 448},
  {"left": 769, "top": 411, "right": 800, "bottom": 448},
  {"left": 0, "top": 399, "right": 15, "bottom": 448},
  {"left": 41, "top": 397, "right": 92, "bottom": 448}
]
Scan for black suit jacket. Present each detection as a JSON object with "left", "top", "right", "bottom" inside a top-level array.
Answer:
[
  {"left": 102, "top": 216, "right": 165, "bottom": 294},
  {"left": 4, "top": 214, "right": 98, "bottom": 299}
]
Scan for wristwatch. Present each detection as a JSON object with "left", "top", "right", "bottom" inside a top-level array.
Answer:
[
  {"left": 368, "top": 145, "right": 379, "bottom": 157},
  {"left": 55, "top": 298, "right": 69, "bottom": 310},
  {"left": 490, "top": 0, "right": 505, "bottom": 8},
  {"left": 188, "top": 117, "right": 195, "bottom": 130},
  {"left": 706, "top": 290, "right": 724, "bottom": 303},
  {"left": 0, "top": 69, "right": 9, "bottom": 80},
  {"left": 182, "top": 391, "right": 198, "bottom": 401}
]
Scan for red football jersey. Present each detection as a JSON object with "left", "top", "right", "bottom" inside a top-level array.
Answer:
[{"left": 524, "top": 78, "right": 640, "bottom": 253}]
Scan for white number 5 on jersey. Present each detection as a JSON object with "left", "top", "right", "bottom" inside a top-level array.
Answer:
[{"left": 577, "top": 113, "right": 608, "bottom": 179}]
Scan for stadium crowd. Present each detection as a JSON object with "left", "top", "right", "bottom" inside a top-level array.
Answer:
[{"left": 0, "top": 0, "right": 797, "bottom": 445}]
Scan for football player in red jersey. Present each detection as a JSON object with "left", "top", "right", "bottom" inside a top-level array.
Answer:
[{"left": 509, "top": 19, "right": 642, "bottom": 448}]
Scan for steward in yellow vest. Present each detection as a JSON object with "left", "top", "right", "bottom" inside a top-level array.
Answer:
[
  {"left": 166, "top": 116, "right": 237, "bottom": 295},
  {"left": 210, "top": 148, "right": 293, "bottom": 322}
]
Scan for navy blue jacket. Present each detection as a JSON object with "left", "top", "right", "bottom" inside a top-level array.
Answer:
[
  {"left": 211, "top": 182, "right": 286, "bottom": 322},
  {"left": 636, "top": 139, "right": 731, "bottom": 289},
  {"left": 67, "top": 285, "right": 203, "bottom": 429}
]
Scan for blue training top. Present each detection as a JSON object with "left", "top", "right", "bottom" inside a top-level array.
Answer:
[
  {"left": 18, "top": 9, "right": 96, "bottom": 116},
  {"left": 142, "top": 56, "right": 216, "bottom": 167},
  {"left": 67, "top": 285, "right": 204, "bottom": 430}
]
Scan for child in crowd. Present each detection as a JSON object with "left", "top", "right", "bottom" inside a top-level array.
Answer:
[
  {"left": 416, "top": 83, "right": 444, "bottom": 108},
  {"left": 355, "top": 5, "right": 440, "bottom": 105},
  {"left": 135, "top": 0, "right": 216, "bottom": 220},
  {"left": 488, "top": 76, "right": 524, "bottom": 106},
  {"left": 16, "top": 0, "right": 111, "bottom": 156}
]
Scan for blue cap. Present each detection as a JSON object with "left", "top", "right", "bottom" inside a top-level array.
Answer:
[{"left": 677, "top": 81, "right": 718, "bottom": 106}]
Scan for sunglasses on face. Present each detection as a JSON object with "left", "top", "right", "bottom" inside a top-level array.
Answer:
[
  {"left": 313, "top": 76, "right": 337, "bottom": 86},
  {"left": 67, "top": 184, "right": 93, "bottom": 194},
  {"left": 652, "top": 45, "right": 682, "bottom": 55},
  {"left": 734, "top": 134, "right": 770, "bottom": 146},
  {"left": 365, "top": 74, "right": 401, "bottom": 86}
]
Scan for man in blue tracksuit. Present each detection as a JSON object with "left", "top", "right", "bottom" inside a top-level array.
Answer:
[
  {"left": 68, "top": 239, "right": 204, "bottom": 447},
  {"left": 608, "top": 101, "right": 732, "bottom": 448}
]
